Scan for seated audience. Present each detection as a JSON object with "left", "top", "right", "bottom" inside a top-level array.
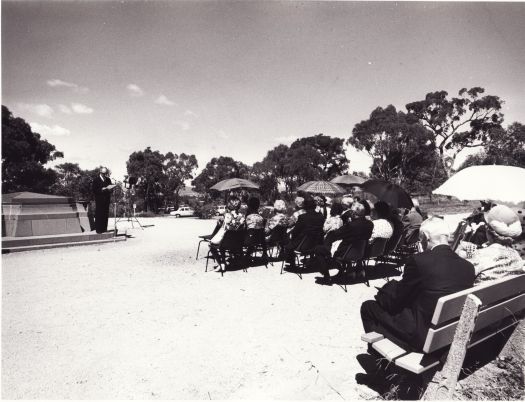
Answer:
[
  {"left": 287, "top": 196, "right": 306, "bottom": 228},
  {"left": 244, "top": 196, "right": 267, "bottom": 261},
  {"left": 385, "top": 208, "right": 404, "bottom": 253},
  {"left": 323, "top": 203, "right": 344, "bottom": 235},
  {"left": 401, "top": 204, "right": 423, "bottom": 245},
  {"left": 209, "top": 197, "right": 246, "bottom": 272},
  {"left": 245, "top": 196, "right": 265, "bottom": 230},
  {"left": 369, "top": 201, "right": 394, "bottom": 241},
  {"left": 457, "top": 205, "right": 524, "bottom": 283},
  {"left": 265, "top": 200, "right": 288, "bottom": 235},
  {"left": 283, "top": 197, "right": 324, "bottom": 269},
  {"left": 315, "top": 201, "right": 374, "bottom": 283},
  {"left": 340, "top": 196, "right": 354, "bottom": 225},
  {"left": 360, "top": 217, "right": 475, "bottom": 352},
  {"left": 462, "top": 200, "right": 496, "bottom": 246},
  {"left": 314, "top": 195, "right": 328, "bottom": 219}
]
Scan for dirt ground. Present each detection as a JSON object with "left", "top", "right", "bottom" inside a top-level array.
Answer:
[
  {"left": 4, "top": 213, "right": 499, "bottom": 400},
  {"left": 3, "top": 217, "right": 388, "bottom": 399}
]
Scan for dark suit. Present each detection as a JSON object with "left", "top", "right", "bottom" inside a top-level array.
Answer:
[
  {"left": 315, "top": 217, "right": 374, "bottom": 277},
  {"left": 284, "top": 210, "right": 325, "bottom": 265},
  {"left": 92, "top": 175, "right": 112, "bottom": 233},
  {"left": 361, "top": 245, "right": 475, "bottom": 351}
]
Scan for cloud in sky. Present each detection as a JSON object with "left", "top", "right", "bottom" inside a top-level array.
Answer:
[
  {"left": 174, "top": 120, "right": 190, "bottom": 130},
  {"left": 47, "top": 78, "right": 88, "bottom": 93},
  {"left": 30, "top": 122, "right": 71, "bottom": 137},
  {"left": 217, "top": 130, "right": 229, "bottom": 139},
  {"left": 58, "top": 104, "right": 72, "bottom": 114},
  {"left": 71, "top": 103, "right": 94, "bottom": 114},
  {"left": 184, "top": 109, "right": 198, "bottom": 117},
  {"left": 17, "top": 103, "right": 54, "bottom": 118},
  {"left": 155, "top": 94, "right": 175, "bottom": 106},
  {"left": 274, "top": 135, "right": 298, "bottom": 144},
  {"left": 126, "top": 83, "right": 144, "bottom": 97}
]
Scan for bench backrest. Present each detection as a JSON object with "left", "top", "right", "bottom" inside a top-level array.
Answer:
[{"left": 422, "top": 275, "right": 525, "bottom": 353}]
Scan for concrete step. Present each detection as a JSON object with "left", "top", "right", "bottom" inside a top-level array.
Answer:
[
  {"left": 2, "top": 230, "right": 117, "bottom": 248},
  {"left": 2, "top": 235, "right": 126, "bottom": 253}
]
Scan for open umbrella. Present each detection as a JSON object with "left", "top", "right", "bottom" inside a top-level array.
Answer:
[
  {"left": 361, "top": 179, "right": 413, "bottom": 208},
  {"left": 433, "top": 165, "right": 525, "bottom": 204},
  {"left": 297, "top": 180, "right": 346, "bottom": 196},
  {"left": 330, "top": 174, "right": 366, "bottom": 186},
  {"left": 209, "top": 178, "right": 259, "bottom": 192}
]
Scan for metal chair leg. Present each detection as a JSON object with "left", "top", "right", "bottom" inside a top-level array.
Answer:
[{"left": 196, "top": 239, "right": 206, "bottom": 260}]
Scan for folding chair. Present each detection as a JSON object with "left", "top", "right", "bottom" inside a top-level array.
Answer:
[
  {"left": 266, "top": 225, "right": 288, "bottom": 261},
  {"left": 333, "top": 240, "right": 368, "bottom": 292},
  {"left": 280, "top": 233, "right": 320, "bottom": 280},
  {"left": 450, "top": 220, "right": 468, "bottom": 251},
  {"left": 205, "top": 229, "right": 246, "bottom": 276},
  {"left": 243, "top": 228, "right": 269, "bottom": 269},
  {"left": 196, "top": 221, "right": 222, "bottom": 260},
  {"left": 361, "top": 237, "right": 389, "bottom": 286}
]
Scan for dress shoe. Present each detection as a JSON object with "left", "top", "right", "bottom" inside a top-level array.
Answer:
[{"left": 315, "top": 276, "right": 333, "bottom": 286}]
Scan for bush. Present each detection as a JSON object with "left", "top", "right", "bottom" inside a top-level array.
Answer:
[{"left": 192, "top": 202, "right": 216, "bottom": 219}]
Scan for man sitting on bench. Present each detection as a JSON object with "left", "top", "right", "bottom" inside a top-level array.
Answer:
[{"left": 360, "top": 217, "right": 476, "bottom": 352}]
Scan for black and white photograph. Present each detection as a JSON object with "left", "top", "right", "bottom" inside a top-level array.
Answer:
[{"left": 2, "top": 1, "right": 525, "bottom": 399}]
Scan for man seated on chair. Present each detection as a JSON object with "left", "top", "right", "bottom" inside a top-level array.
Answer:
[
  {"left": 315, "top": 200, "right": 374, "bottom": 284},
  {"left": 360, "top": 217, "right": 476, "bottom": 352},
  {"left": 283, "top": 197, "right": 324, "bottom": 269}
]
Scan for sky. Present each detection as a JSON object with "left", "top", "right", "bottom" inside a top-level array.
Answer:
[{"left": 3, "top": 1, "right": 525, "bottom": 182}]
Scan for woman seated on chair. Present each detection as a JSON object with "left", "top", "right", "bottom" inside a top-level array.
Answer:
[
  {"left": 265, "top": 200, "right": 288, "bottom": 236},
  {"left": 244, "top": 196, "right": 267, "bottom": 262},
  {"left": 323, "top": 203, "right": 344, "bottom": 255},
  {"left": 369, "top": 201, "right": 394, "bottom": 242},
  {"left": 287, "top": 196, "right": 306, "bottom": 229},
  {"left": 456, "top": 205, "right": 524, "bottom": 283},
  {"left": 209, "top": 196, "right": 246, "bottom": 272}
]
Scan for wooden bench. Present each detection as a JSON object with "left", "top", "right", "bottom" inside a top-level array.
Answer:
[{"left": 361, "top": 274, "right": 525, "bottom": 398}]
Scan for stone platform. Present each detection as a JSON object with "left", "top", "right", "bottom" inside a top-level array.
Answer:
[
  {"left": 2, "top": 192, "right": 125, "bottom": 252},
  {"left": 2, "top": 231, "right": 126, "bottom": 253}
]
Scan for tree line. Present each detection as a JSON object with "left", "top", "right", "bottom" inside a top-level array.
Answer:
[{"left": 3, "top": 86, "right": 524, "bottom": 211}]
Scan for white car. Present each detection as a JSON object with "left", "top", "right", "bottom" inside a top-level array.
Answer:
[
  {"left": 215, "top": 205, "right": 227, "bottom": 216},
  {"left": 170, "top": 206, "right": 195, "bottom": 218}
]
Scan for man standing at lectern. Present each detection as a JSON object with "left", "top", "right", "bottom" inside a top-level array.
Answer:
[{"left": 92, "top": 167, "right": 113, "bottom": 233}]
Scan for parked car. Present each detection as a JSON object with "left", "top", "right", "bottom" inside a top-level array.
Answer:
[
  {"left": 170, "top": 206, "right": 195, "bottom": 218},
  {"left": 215, "top": 205, "right": 227, "bottom": 216}
]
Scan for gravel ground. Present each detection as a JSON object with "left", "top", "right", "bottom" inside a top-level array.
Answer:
[{"left": 2, "top": 217, "right": 396, "bottom": 399}]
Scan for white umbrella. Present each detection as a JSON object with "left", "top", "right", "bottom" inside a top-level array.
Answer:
[{"left": 433, "top": 165, "right": 525, "bottom": 204}]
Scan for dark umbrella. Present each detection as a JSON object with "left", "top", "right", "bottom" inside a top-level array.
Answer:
[
  {"left": 209, "top": 178, "right": 259, "bottom": 192},
  {"left": 330, "top": 174, "right": 366, "bottom": 186},
  {"left": 361, "top": 179, "right": 413, "bottom": 208},
  {"left": 297, "top": 180, "right": 346, "bottom": 196}
]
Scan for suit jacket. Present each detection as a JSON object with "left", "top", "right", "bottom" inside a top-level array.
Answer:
[
  {"left": 92, "top": 176, "right": 112, "bottom": 204},
  {"left": 325, "top": 217, "right": 374, "bottom": 258},
  {"left": 290, "top": 210, "right": 325, "bottom": 250},
  {"left": 380, "top": 244, "right": 475, "bottom": 350}
]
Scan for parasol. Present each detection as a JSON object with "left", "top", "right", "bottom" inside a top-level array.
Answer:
[
  {"left": 330, "top": 174, "right": 366, "bottom": 186},
  {"left": 361, "top": 179, "right": 413, "bottom": 208},
  {"left": 209, "top": 178, "right": 260, "bottom": 192},
  {"left": 433, "top": 165, "right": 525, "bottom": 204},
  {"left": 297, "top": 181, "right": 346, "bottom": 196}
]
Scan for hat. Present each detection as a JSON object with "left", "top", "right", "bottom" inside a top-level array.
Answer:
[
  {"left": 273, "top": 200, "right": 286, "bottom": 212},
  {"left": 313, "top": 195, "right": 324, "bottom": 205},
  {"left": 294, "top": 197, "right": 305, "bottom": 208},
  {"left": 341, "top": 196, "right": 354, "bottom": 208},
  {"left": 484, "top": 205, "right": 522, "bottom": 239},
  {"left": 227, "top": 197, "right": 241, "bottom": 211}
]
